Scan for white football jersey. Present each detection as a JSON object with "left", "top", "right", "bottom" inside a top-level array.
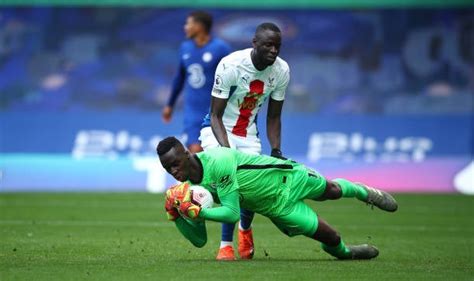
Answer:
[{"left": 211, "top": 48, "right": 290, "bottom": 138}]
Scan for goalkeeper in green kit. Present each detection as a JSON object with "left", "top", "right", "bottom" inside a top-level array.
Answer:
[{"left": 157, "top": 136, "right": 398, "bottom": 260}]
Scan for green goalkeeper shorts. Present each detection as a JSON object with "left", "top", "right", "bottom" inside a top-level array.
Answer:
[{"left": 270, "top": 171, "right": 326, "bottom": 238}]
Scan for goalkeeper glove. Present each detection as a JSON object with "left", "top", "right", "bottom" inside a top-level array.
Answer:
[
  {"left": 178, "top": 201, "right": 201, "bottom": 220},
  {"left": 164, "top": 198, "right": 180, "bottom": 221},
  {"left": 164, "top": 188, "right": 180, "bottom": 221},
  {"left": 164, "top": 182, "right": 191, "bottom": 221},
  {"left": 166, "top": 182, "right": 191, "bottom": 207},
  {"left": 271, "top": 148, "right": 287, "bottom": 160}
]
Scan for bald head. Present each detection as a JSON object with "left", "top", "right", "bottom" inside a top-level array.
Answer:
[
  {"left": 252, "top": 22, "right": 282, "bottom": 69},
  {"left": 255, "top": 22, "right": 281, "bottom": 37}
]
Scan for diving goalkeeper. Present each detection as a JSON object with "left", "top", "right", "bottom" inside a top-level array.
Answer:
[{"left": 157, "top": 136, "right": 398, "bottom": 260}]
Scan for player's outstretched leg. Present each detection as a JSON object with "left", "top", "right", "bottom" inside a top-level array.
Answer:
[
  {"left": 314, "top": 217, "right": 379, "bottom": 260},
  {"left": 333, "top": 179, "right": 398, "bottom": 212},
  {"left": 238, "top": 209, "right": 255, "bottom": 259},
  {"left": 322, "top": 243, "right": 379, "bottom": 260}
]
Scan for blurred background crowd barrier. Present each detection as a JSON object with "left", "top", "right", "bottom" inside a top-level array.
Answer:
[{"left": 0, "top": 5, "right": 473, "bottom": 193}]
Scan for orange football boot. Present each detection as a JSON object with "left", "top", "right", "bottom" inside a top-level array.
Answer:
[
  {"left": 238, "top": 228, "right": 254, "bottom": 259},
  {"left": 216, "top": 245, "right": 236, "bottom": 261}
]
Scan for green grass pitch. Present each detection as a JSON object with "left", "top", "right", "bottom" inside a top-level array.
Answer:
[{"left": 1, "top": 193, "right": 473, "bottom": 280}]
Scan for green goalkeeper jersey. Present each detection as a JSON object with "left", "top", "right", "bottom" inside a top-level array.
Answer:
[{"left": 190, "top": 147, "right": 311, "bottom": 220}]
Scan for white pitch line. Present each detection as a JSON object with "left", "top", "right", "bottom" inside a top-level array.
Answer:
[
  {"left": 0, "top": 220, "right": 169, "bottom": 227},
  {"left": 0, "top": 201, "right": 159, "bottom": 209},
  {"left": 0, "top": 220, "right": 471, "bottom": 233}
]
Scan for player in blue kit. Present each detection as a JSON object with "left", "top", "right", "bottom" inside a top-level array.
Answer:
[{"left": 162, "top": 11, "right": 231, "bottom": 153}]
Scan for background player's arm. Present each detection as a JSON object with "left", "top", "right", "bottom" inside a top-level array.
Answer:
[
  {"left": 210, "top": 97, "right": 231, "bottom": 147},
  {"left": 162, "top": 57, "right": 186, "bottom": 123},
  {"left": 174, "top": 217, "right": 208, "bottom": 248},
  {"left": 267, "top": 66, "right": 290, "bottom": 153},
  {"left": 267, "top": 98, "right": 284, "bottom": 151}
]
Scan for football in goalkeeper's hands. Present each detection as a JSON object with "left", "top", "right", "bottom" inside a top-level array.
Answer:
[{"left": 190, "top": 185, "right": 214, "bottom": 209}]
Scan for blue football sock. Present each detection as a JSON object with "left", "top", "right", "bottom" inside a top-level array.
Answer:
[
  {"left": 239, "top": 208, "right": 254, "bottom": 230},
  {"left": 221, "top": 223, "right": 235, "bottom": 242}
]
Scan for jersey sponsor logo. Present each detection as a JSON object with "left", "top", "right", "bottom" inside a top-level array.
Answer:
[
  {"left": 202, "top": 52, "right": 213, "bottom": 62},
  {"left": 232, "top": 80, "right": 265, "bottom": 137},
  {"left": 187, "top": 63, "right": 206, "bottom": 89}
]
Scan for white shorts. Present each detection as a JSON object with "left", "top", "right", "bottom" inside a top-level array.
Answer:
[{"left": 199, "top": 126, "right": 261, "bottom": 155}]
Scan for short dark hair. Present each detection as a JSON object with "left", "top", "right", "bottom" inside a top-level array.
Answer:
[
  {"left": 156, "top": 136, "right": 181, "bottom": 156},
  {"left": 189, "top": 10, "right": 213, "bottom": 33},
  {"left": 255, "top": 22, "right": 281, "bottom": 35}
]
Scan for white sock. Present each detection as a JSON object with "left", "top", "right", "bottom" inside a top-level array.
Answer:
[{"left": 220, "top": 241, "right": 233, "bottom": 248}]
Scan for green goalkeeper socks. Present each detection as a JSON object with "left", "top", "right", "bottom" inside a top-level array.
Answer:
[
  {"left": 321, "top": 240, "right": 352, "bottom": 259},
  {"left": 333, "top": 178, "right": 368, "bottom": 201}
]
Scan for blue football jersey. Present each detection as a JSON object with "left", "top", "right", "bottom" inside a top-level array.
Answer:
[{"left": 168, "top": 38, "right": 231, "bottom": 125}]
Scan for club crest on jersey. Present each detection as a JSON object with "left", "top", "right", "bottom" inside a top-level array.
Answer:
[
  {"left": 202, "top": 52, "right": 213, "bottom": 62},
  {"left": 268, "top": 77, "right": 275, "bottom": 88}
]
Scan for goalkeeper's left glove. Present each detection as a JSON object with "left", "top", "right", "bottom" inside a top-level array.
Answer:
[
  {"left": 178, "top": 201, "right": 201, "bottom": 220},
  {"left": 164, "top": 188, "right": 180, "bottom": 221},
  {"left": 271, "top": 148, "right": 287, "bottom": 160}
]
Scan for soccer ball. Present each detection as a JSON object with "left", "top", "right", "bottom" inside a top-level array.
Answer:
[{"left": 190, "top": 185, "right": 214, "bottom": 209}]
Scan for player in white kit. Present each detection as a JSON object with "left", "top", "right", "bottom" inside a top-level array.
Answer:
[{"left": 199, "top": 22, "right": 290, "bottom": 260}]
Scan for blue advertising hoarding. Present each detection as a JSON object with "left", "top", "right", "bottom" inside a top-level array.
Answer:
[{"left": 1, "top": 111, "right": 473, "bottom": 193}]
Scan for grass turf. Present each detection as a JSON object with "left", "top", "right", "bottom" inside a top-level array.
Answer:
[{"left": 1, "top": 193, "right": 473, "bottom": 280}]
